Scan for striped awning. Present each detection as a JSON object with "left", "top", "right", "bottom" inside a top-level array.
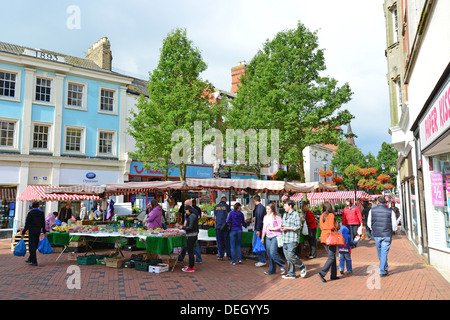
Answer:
[
  {"left": 282, "top": 190, "right": 371, "bottom": 205},
  {"left": 0, "top": 187, "right": 16, "bottom": 201},
  {"left": 17, "top": 185, "right": 101, "bottom": 201}
]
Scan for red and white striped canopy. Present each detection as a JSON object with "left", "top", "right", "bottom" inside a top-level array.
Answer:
[
  {"left": 17, "top": 186, "right": 101, "bottom": 201},
  {"left": 0, "top": 187, "right": 16, "bottom": 201},
  {"left": 282, "top": 190, "right": 371, "bottom": 205}
]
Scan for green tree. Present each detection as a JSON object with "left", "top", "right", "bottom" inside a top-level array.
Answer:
[
  {"left": 127, "top": 28, "right": 223, "bottom": 181},
  {"left": 226, "top": 22, "right": 354, "bottom": 181},
  {"left": 330, "top": 140, "right": 365, "bottom": 191},
  {"left": 376, "top": 141, "right": 398, "bottom": 186}
]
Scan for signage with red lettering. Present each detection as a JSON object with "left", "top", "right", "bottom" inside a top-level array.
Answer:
[{"left": 419, "top": 76, "right": 450, "bottom": 150}]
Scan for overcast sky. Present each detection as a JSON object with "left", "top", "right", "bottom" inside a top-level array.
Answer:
[{"left": 1, "top": 0, "right": 390, "bottom": 157}]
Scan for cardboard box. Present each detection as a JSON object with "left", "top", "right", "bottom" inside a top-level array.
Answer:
[
  {"left": 76, "top": 220, "right": 94, "bottom": 225},
  {"left": 148, "top": 263, "right": 169, "bottom": 273},
  {"left": 105, "top": 257, "right": 127, "bottom": 268}
]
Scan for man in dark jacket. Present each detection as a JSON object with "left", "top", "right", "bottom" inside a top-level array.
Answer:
[
  {"left": 214, "top": 196, "right": 231, "bottom": 260},
  {"left": 21, "top": 202, "right": 46, "bottom": 266},
  {"left": 253, "top": 195, "right": 266, "bottom": 267},
  {"left": 367, "top": 196, "right": 398, "bottom": 277}
]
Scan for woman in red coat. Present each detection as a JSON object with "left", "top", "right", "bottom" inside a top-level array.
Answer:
[
  {"left": 302, "top": 204, "right": 317, "bottom": 259},
  {"left": 342, "top": 199, "right": 363, "bottom": 244}
]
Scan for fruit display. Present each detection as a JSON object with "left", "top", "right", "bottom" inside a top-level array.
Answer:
[
  {"left": 198, "top": 217, "right": 215, "bottom": 226},
  {"left": 52, "top": 224, "right": 185, "bottom": 238}
]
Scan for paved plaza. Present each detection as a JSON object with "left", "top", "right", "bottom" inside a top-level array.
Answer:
[{"left": 1, "top": 233, "right": 449, "bottom": 301}]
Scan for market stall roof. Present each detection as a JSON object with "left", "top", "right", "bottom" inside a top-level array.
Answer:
[
  {"left": 44, "top": 179, "right": 337, "bottom": 197},
  {"left": 282, "top": 190, "right": 372, "bottom": 205},
  {"left": 17, "top": 185, "right": 102, "bottom": 201},
  {"left": 184, "top": 178, "right": 337, "bottom": 194}
]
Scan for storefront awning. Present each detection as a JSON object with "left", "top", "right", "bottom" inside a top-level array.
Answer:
[
  {"left": 17, "top": 186, "right": 102, "bottom": 202},
  {"left": 0, "top": 187, "right": 16, "bottom": 201}
]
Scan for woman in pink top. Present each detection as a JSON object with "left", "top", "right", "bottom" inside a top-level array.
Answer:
[
  {"left": 146, "top": 199, "right": 163, "bottom": 230},
  {"left": 261, "top": 203, "right": 286, "bottom": 275}
]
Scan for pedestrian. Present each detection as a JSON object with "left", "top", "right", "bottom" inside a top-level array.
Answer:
[
  {"left": 338, "top": 225, "right": 356, "bottom": 275},
  {"left": 181, "top": 205, "right": 199, "bottom": 273},
  {"left": 79, "top": 202, "right": 88, "bottom": 221},
  {"left": 261, "top": 202, "right": 286, "bottom": 275},
  {"left": 21, "top": 201, "right": 46, "bottom": 266},
  {"left": 226, "top": 203, "right": 247, "bottom": 265},
  {"left": 318, "top": 201, "right": 339, "bottom": 282},
  {"left": 252, "top": 195, "right": 267, "bottom": 267},
  {"left": 214, "top": 196, "right": 232, "bottom": 260},
  {"left": 45, "top": 211, "right": 58, "bottom": 233},
  {"left": 361, "top": 200, "right": 373, "bottom": 240},
  {"left": 390, "top": 202, "right": 401, "bottom": 234},
  {"left": 342, "top": 198, "right": 363, "bottom": 243},
  {"left": 146, "top": 199, "right": 163, "bottom": 230},
  {"left": 179, "top": 199, "right": 203, "bottom": 264},
  {"left": 301, "top": 203, "right": 317, "bottom": 258},
  {"left": 367, "top": 196, "right": 398, "bottom": 277},
  {"left": 58, "top": 202, "right": 72, "bottom": 223},
  {"left": 280, "top": 200, "right": 307, "bottom": 279},
  {"left": 94, "top": 204, "right": 104, "bottom": 220}
]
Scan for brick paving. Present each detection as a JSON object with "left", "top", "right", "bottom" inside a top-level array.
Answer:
[{"left": 1, "top": 233, "right": 449, "bottom": 301}]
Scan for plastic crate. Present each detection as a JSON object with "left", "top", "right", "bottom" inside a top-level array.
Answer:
[
  {"left": 135, "top": 259, "right": 158, "bottom": 271},
  {"left": 148, "top": 263, "right": 169, "bottom": 273},
  {"left": 76, "top": 255, "right": 98, "bottom": 265}
]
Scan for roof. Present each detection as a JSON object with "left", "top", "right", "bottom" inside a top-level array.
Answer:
[
  {"left": 0, "top": 41, "right": 131, "bottom": 78},
  {"left": 127, "top": 78, "right": 149, "bottom": 97}
]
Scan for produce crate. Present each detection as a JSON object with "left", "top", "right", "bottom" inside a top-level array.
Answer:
[
  {"left": 76, "top": 255, "right": 98, "bottom": 265},
  {"left": 76, "top": 220, "right": 94, "bottom": 225},
  {"left": 105, "top": 257, "right": 127, "bottom": 268},
  {"left": 69, "top": 240, "right": 87, "bottom": 248},
  {"left": 135, "top": 259, "right": 158, "bottom": 271},
  {"left": 161, "top": 258, "right": 177, "bottom": 268},
  {"left": 148, "top": 263, "right": 169, "bottom": 274}
]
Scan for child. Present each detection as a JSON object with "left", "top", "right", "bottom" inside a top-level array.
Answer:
[{"left": 338, "top": 225, "right": 356, "bottom": 275}]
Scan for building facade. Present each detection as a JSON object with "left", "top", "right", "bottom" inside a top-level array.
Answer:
[
  {"left": 384, "top": 0, "right": 450, "bottom": 274},
  {"left": 0, "top": 37, "right": 133, "bottom": 235}
]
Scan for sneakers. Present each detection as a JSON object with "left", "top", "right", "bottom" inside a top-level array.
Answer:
[
  {"left": 280, "top": 268, "right": 286, "bottom": 275},
  {"left": 299, "top": 267, "right": 307, "bottom": 278},
  {"left": 255, "top": 262, "right": 266, "bottom": 267},
  {"left": 182, "top": 266, "right": 195, "bottom": 273},
  {"left": 282, "top": 274, "right": 297, "bottom": 279}
]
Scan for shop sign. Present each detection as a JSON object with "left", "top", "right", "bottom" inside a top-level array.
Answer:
[
  {"left": 419, "top": 76, "right": 450, "bottom": 150},
  {"left": 430, "top": 171, "right": 445, "bottom": 207},
  {"left": 130, "top": 161, "right": 213, "bottom": 179}
]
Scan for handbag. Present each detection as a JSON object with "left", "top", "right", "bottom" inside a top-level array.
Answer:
[
  {"left": 325, "top": 231, "right": 345, "bottom": 246},
  {"left": 276, "top": 235, "right": 283, "bottom": 248},
  {"left": 220, "top": 222, "right": 231, "bottom": 232},
  {"left": 14, "top": 239, "right": 27, "bottom": 257},
  {"left": 38, "top": 237, "right": 53, "bottom": 254},
  {"left": 252, "top": 236, "right": 266, "bottom": 254}
]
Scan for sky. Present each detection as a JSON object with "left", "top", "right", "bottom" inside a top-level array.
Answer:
[{"left": 1, "top": 0, "right": 391, "bottom": 157}]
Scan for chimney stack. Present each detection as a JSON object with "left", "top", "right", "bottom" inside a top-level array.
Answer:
[
  {"left": 86, "top": 37, "right": 113, "bottom": 71},
  {"left": 231, "top": 60, "right": 247, "bottom": 94}
]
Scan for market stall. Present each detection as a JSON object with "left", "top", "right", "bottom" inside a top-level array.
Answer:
[{"left": 17, "top": 185, "right": 102, "bottom": 202}]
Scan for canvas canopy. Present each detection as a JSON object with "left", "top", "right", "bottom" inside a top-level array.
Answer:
[{"left": 17, "top": 185, "right": 101, "bottom": 202}]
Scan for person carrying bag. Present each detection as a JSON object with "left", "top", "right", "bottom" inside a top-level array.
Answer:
[{"left": 318, "top": 201, "right": 340, "bottom": 282}]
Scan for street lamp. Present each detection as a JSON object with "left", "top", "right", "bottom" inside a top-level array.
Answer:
[
  {"left": 381, "top": 163, "right": 385, "bottom": 173},
  {"left": 322, "top": 155, "right": 328, "bottom": 182},
  {"left": 365, "top": 155, "right": 369, "bottom": 168}
]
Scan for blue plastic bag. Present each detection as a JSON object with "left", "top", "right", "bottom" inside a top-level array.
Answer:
[
  {"left": 38, "top": 237, "right": 53, "bottom": 254},
  {"left": 13, "top": 239, "right": 27, "bottom": 257},
  {"left": 252, "top": 236, "right": 266, "bottom": 254}
]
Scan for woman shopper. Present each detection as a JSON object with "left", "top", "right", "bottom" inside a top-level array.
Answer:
[
  {"left": 302, "top": 204, "right": 317, "bottom": 259},
  {"left": 226, "top": 203, "right": 247, "bottom": 265},
  {"left": 146, "top": 199, "right": 163, "bottom": 230},
  {"left": 342, "top": 198, "right": 363, "bottom": 243},
  {"left": 181, "top": 205, "right": 199, "bottom": 272},
  {"left": 318, "top": 201, "right": 339, "bottom": 282},
  {"left": 261, "top": 203, "right": 286, "bottom": 275}
]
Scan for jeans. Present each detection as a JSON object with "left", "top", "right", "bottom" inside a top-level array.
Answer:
[
  {"left": 339, "top": 252, "right": 352, "bottom": 272},
  {"left": 282, "top": 242, "right": 305, "bottom": 277},
  {"left": 320, "top": 245, "right": 337, "bottom": 279},
  {"left": 27, "top": 227, "right": 41, "bottom": 264},
  {"left": 179, "top": 241, "right": 202, "bottom": 263},
  {"left": 229, "top": 230, "right": 243, "bottom": 263},
  {"left": 347, "top": 225, "right": 359, "bottom": 241},
  {"left": 374, "top": 236, "right": 392, "bottom": 275},
  {"left": 364, "top": 224, "right": 373, "bottom": 239},
  {"left": 252, "top": 231, "right": 266, "bottom": 263},
  {"left": 186, "top": 236, "right": 197, "bottom": 268},
  {"left": 307, "top": 228, "right": 317, "bottom": 258},
  {"left": 216, "top": 228, "right": 231, "bottom": 258},
  {"left": 265, "top": 237, "right": 285, "bottom": 274}
]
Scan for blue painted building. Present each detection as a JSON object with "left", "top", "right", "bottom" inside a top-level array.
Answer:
[{"left": 0, "top": 37, "right": 133, "bottom": 232}]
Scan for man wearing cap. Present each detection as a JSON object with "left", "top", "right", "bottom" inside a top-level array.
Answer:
[{"left": 367, "top": 196, "right": 398, "bottom": 277}]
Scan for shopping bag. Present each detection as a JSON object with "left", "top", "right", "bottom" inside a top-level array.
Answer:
[
  {"left": 252, "top": 236, "right": 266, "bottom": 254},
  {"left": 354, "top": 225, "right": 363, "bottom": 242},
  {"left": 37, "top": 237, "right": 53, "bottom": 254},
  {"left": 276, "top": 235, "right": 283, "bottom": 248},
  {"left": 302, "top": 221, "right": 309, "bottom": 236},
  {"left": 325, "top": 232, "right": 345, "bottom": 246},
  {"left": 13, "top": 239, "right": 27, "bottom": 257}
]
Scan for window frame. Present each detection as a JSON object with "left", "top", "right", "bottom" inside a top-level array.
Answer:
[
  {"left": 34, "top": 76, "right": 53, "bottom": 105},
  {"left": 0, "top": 67, "right": 21, "bottom": 102},
  {"left": 63, "top": 125, "right": 86, "bottom": 155},
  {"left": 97, "top": 129, "right": 117, "bottom": 157},
  {"left": 31, "top": 121, "right": 52, "bottom": 152},
  {"left": 98, "top": 86, "right": 118, "bottom": 115},
  {"left": 65, "top": 80, "right": 88, "bottom": 111},
  {"left": 0, "top": 117, "right": 20, "bottom": 151}
]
